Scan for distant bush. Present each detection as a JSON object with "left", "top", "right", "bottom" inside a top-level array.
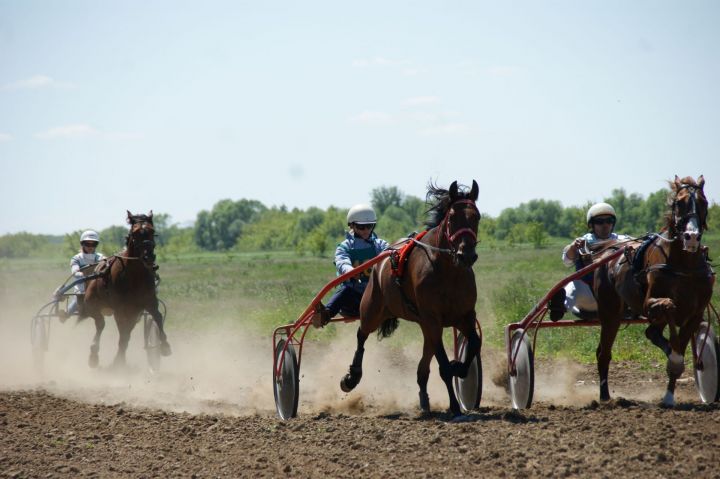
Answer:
[{"left": 0, "top": 232, "right": 62, "bottom": 258}]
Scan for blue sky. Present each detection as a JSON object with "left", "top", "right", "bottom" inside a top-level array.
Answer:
[{"left": 1, "top": 1, "right": 718, "bottom": 235}]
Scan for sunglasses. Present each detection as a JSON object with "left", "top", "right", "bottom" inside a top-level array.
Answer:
[
  {"left": 82, "top": 242, "right": 98, "bottom": 247},
  {"left": 592, "top": 218, "right": 615, "bottom": 226},
  {"left": 354, "top": 223, "right": 375, "bottom": 231}
]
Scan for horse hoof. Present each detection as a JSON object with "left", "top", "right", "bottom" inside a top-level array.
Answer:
[
  {"left": 449, "top": 360, "right": 467, "bottom": 379},
  {"left": 661, "top": 391, "right": 675, "bottom": 408},
  {"left": 160, "top": 342, "right": 172, "bottom": 357},
  {"left": 340, "top": 374, "right": 358, "bottom": 393},
  {"left": 419, "top": 392, "right": 430, "bottom": 413},
  {"left": 88, "top": 354, "right": 99, "bottom": 369}
]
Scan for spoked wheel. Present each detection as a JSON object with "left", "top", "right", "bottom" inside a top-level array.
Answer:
[
  {"left": 453, "top": 331, "right": 482, "bottom": 412},
  {"left": 273, "top": 338, "right": 300, "bottom": 420},
  {"left": 144, "top": 313, "right": 162, "bottom": 373},
  {"left": 694, "top": 322, "right": 720, "bottom": 403},
  {"left": 509, "top": 329, "right": 535, "bottom": 410}
]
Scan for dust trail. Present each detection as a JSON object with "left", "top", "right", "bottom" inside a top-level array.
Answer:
[
  {"left": 0, "top": 300, "right": 515, "bottom": 416},
  {"left": 533, "top": 358, "right": 596, "bottom": 406}
]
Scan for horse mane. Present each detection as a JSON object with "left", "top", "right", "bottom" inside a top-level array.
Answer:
[{"left": 424, "top": 181, "right": 473, "bottom": 229}]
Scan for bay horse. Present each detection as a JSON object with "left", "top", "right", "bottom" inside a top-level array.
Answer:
[
  {"left": 82, "top": 211, "right": 172, "bottom": 368},
  {"left": 595, "top": 175, "right": 713, "bottom": 406},
  {"left": 340, "top": 180, "right": 481, "bottom": 416}
]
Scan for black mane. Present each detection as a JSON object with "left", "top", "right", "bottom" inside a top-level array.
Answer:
[{"left": 424, "top": 181, "right": 474, "bottom": 229}]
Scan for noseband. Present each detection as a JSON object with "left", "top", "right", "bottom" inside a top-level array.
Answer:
[{"left": 438, "top": 199, "right": 479, "bottom": 254}]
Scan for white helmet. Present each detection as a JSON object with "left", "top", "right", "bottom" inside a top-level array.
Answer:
[
  {"left": 80, "top": 230, "right": 100, "bottom": 244},
  {"left": 586, "top": 203, "right": 616, "bottom": 225},
  {"left": 347, "top": 204, "right": 377, "bottom": 225}
]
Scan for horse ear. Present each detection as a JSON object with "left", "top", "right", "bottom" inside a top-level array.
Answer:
[
  {"left": 673, "top": 175, "right": 682, "bottom": 190},
  {"left": 449, "top": 181, "right": 458, "bottom": 199},
  {"left": 148, "top": 210, "right": 154, "bottom": 223},
  {"left": 470, "top": 180, "right": 479, "bottom": 201},
  {"left": 698, "top": 175, "right": 705, "bottom": 189},
  {"left": 127, "top": 210, "right": 133, "bottom": 224}
]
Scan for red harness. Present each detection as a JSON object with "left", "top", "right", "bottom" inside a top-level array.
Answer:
[
  {"left": 390, "top": 231, "right": 428, "bottom": 280},
  {"left": 391, "top": 198, "right": 479, "bottom": 280}
]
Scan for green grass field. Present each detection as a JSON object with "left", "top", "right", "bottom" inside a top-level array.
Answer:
[{"left": 2, "top": 233, "right": 718, "bottom": 366}]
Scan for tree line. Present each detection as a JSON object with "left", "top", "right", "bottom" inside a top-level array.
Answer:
[{"left": 2, "top": 185, "right": 718, "bottom": 258}]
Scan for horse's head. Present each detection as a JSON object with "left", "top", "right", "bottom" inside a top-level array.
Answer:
[
  {"left": 670, "top": 175, "right": 707, "bottom": 253},
  {"left": 427, "top": 180, "right": 480, "bottom": 268},
  {"left": 126, "top": 210, "right": 156, "bottom": 264}
]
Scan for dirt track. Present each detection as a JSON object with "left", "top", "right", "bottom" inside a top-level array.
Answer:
[{"left": 2, "top": 362, "right": 720, "bottom": 478}]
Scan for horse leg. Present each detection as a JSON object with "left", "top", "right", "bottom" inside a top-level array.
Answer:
[
  {"left": 112, "top": 313, "right": 133, "bottom": 368},
  {"left": 645, "top": 297, "right": 681, "bottom": 405},
  {"left": 449, "top": 318, "right": 481, "bottom": 379},
  {"left": 89, "top": 314, "right": 105, "bottom": 368},
  {"left": 429, "top": 324, "right": 462, "bottom": 417},
  {"left": 147, "top": 301, "right": 172, "bottom": 356},
  {"left": 660, "top": 315, "right": 697, "bottom": 407},
  {"left": 340, "top": 327, "right": 368, "bottom": 392},
  {"left": 596, "top": 318, "right": 621, "bottom": 402},
  {"left": 645, "top": 323, "right": 671, "bottom": 357},
  {"left": 417, "top": 333, "right": 434, "bottom": 414}
]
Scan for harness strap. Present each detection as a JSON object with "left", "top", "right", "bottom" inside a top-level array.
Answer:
[{"left": 390, "top": 231, "right": 428, "bottom": 279}]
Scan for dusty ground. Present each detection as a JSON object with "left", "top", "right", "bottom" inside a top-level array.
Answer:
[{"left": 2, "top": 359, "right": 720, "bottom": 479}]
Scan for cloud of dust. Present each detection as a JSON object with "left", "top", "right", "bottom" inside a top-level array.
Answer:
[
  {"left": 0, "top": 297, "right": 523, "bottom": 416},
  {"left": 532, "top": 358, "right": 596, "bottom": 406}
]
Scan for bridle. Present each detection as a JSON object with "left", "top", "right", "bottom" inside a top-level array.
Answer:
[
  {"left": 672, "top": 184, "right": 705, "bottom": 237},
  {"left": 436, "top": 198, "right": 480, "bottom": 256},
  {"left": 127, "top": 220, "right": 156, "bottom": 266}
]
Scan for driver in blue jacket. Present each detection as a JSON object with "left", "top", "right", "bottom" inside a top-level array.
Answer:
[{"left": 313, "top": 204, "right": 388, "bottom": 327}]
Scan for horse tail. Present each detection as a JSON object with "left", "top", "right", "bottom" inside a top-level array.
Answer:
[{"left": 377, "top": 318, "right": 399, "bottom": 339}]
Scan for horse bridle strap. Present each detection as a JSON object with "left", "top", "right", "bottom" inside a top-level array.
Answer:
[
  {"left": 441, "top": 199, "right": 479, "bottom": 248},
  {"left": 673, "top": 184, "right": 702, "bottom": 234}
]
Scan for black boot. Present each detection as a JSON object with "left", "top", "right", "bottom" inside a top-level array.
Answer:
[{"left": 548, "top": 289, "right": 566, "bottom": 322}]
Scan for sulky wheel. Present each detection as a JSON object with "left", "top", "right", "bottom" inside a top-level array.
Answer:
[
  {"left": 509, "top": 329, "right": 535, "bottom": 410},
  {"left": 693, "top": 322, "right": 720, "bottom": 403},
  {"left": 453, "top": 331, "right": 482, "bottom": 412},
  {"left": 273, "top": 339, "right": 299, "bottom": 420},
  {"left": 144, "top": 313, "right": 162, "bottom": 373}
]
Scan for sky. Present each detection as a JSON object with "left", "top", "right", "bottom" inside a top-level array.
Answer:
[{"left": 1, "top": 1, "right": 719, "bottom": 235}]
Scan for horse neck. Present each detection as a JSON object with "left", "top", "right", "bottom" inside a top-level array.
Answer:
[{"left": 651, "top": 232, "right": 704, "bottom": 269}]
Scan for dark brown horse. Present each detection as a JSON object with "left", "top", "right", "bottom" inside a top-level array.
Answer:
[
  {"left": 595, "top": 175, "right": 712, "bottom": 405},
  {"left": 340, "top": 180, "right": 481, "bottom": 416},
  {"left": 82, "top": 211, "right": 172, "bottom": 368}
]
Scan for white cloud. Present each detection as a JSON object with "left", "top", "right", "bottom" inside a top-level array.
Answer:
[
  {"left": 404, "top": 96, "right": 440, "bottom": 107},
  {"left": 35, "top": 124, "right": 97, "bottom": 140},
  {"left": 420, "top": 123, "right": 473, "bottom": 136},
  {"left": 0, "top": 133, "right": 12, "bottom": 143},
  {"left": 348, "top": 111, "right": 394, "bottom": 126},
  {"left": 2, "top": 74, "right": 75, "bottom": 90}
]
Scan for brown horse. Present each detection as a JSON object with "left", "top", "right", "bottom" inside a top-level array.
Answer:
[
  {"left": 595, "top": 175, "right": 712, "bottom": 406},
  {"left": 82, "top": 211, "right": 172, "bottom": 368},
  {"left": 340, "top": 180, "right": 481, "bottom": 416}
]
